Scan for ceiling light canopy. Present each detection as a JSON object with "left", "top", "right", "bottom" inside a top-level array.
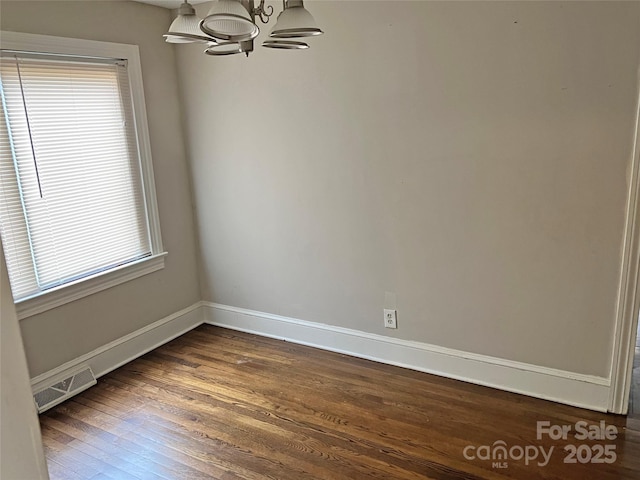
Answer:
[{"left": 164, "top": 0, "right": 323, "bottom": 57}]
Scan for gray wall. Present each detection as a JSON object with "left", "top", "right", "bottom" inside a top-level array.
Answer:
[
  {"left": 2, "top": 0, "right": 639, "bottom": 382},
  {"left": 178, "top": 1, "right": 640, "bottom": 377},
  {"left": 0, "top": 1, "right": 201, "bottom": 377}
]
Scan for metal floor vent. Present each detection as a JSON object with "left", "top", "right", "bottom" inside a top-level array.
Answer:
[{"left": 34, "top": 366, "right": 97, "bottom": 413}]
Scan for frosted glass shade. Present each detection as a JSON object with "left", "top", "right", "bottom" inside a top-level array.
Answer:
[
  {"left": 204, "top": 42, "right": 243, "bottom": 56},
  {"left": 164, "top": 2, "right": 214, "bottom": 44},
  {"left": 269, "top": 0, "right": 323, "bottom": 39},
  {"left": 262, "top": 40, "right": 309, "bottom": 50},
  {"left": 200, "top": 0, "right": 259, "bottom": 42}
]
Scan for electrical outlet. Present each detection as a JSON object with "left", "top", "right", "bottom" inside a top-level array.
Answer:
[{"left": 384, "top": 309, "right": 397, "bottom": 329}]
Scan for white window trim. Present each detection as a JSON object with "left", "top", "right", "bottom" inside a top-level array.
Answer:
[
  {"left": 0, "top": 31, "right": 166, "bottom": 320},
  {"left": 15, "top": 253, "right": 167, "bottom": 319}
]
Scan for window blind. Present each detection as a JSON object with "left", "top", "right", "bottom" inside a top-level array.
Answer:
[{"left": 0, "top": 53, "right": 151, "bottom": 300}]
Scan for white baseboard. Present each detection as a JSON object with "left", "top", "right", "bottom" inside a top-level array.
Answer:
[
  {"left": 31, "top": 300, "right": 612, "bottom": 413},
  {"left": 202, "top": 302, "right": 611, "bottom": 412},
  {"left": 30, "top": 302, "right": 204, "bottom": 393}
]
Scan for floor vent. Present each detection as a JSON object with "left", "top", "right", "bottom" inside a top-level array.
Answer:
[{"left": 33, "top": 366, "right": 97, "bottom": 413}]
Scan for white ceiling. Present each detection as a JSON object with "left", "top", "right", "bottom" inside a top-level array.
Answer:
[{"left": 134, "top": 0, "right": 209, "bottom": 9}]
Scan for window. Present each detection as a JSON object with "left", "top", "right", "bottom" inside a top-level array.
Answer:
[{"left": 0, "top": 32, "right": 165, "bottom": 319}]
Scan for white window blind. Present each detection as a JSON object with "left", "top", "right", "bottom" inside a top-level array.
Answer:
[{"left": 0, "top": 52, "right": 152, "bottom": 301}]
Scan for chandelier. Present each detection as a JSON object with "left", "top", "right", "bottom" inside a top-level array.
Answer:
[{"left": 164, "top": 0, "right": 323, "bottom": 56}]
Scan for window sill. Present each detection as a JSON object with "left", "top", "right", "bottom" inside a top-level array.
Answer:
[{"left": 15, "top": 253, "right": 167, "bottom": 320}]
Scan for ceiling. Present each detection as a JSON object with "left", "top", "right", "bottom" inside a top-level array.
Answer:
[{"left": 134, "top": 0, "right": 209, "bottom": 9}]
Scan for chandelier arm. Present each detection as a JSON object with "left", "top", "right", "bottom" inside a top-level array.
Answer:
[{"left": 254, "top": 0, "right": 274, "bottom": 24}]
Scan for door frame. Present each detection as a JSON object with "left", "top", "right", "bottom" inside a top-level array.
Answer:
[{"left": 609, "top": 74, "right": 640, "bottom": 414}]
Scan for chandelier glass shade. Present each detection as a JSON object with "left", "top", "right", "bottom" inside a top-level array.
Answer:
[
  {"left": 268, "top": 0, "right": 323, "bottom": 38},
  {"left": 200, "top": 0, "right": 260, "bottom": 42},
  {"left": 262, "top": 40, "right": 308, "bottom": 49},
  {"left": 164, "top": 1, "right": 216, "bottom": 43},
  {"left": 205, "top": 42, "right": 244, "bottom": 55},
  {"left": 164, "top": 0, "right": 323, "bottom": 56}
]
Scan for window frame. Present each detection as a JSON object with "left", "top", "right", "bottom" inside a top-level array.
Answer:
[{"left": 0, "top": 31, "right": 165, "bottom": 320}]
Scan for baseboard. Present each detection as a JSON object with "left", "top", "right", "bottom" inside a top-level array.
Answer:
[
  {"left": 30, "top": 301, "right": 204, "bottom": 393},
  {"left": 30, "top": 300, "right": 612, "bottom": 412},
  {"left": 202, "top": 302, "right": 611, "bottom": 412}
]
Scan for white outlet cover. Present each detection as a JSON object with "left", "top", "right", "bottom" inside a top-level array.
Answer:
[{"left": 383, "top": 309, "right": 397, "bottom": 329}]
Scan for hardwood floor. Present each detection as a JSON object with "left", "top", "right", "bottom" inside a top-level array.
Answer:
[{"left": 40, "top": 325, "right": 640, "bottom": 480}]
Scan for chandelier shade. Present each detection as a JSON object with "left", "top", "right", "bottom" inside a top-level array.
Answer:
[
  {"left": 164, "top": 1, "right": 214, "bottom": 44},
  {"left": 204, "top": 42, "right": 244, "bottom": 56},
  {"left": 269, "top": 0, "right": 323, "bottom": 39},
  {"left": 262, "top": 40, "right": 309, "bottom": 50},
  {"left": 200, "top": 0, "right": 260, "bottom": 42},
  {"left": 164, "top": 0, "right": 323, "bottom": 56}
]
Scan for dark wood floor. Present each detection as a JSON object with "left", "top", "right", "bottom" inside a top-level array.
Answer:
[{"left": 40, "top": 325, "right": 640, "bottom": 480}]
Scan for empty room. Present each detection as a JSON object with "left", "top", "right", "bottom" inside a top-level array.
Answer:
[{"left": 1, "top": 1, "right": 640, "bottom": 479}]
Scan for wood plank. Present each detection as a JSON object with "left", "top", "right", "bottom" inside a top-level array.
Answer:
[
  {"left": 40, "top": 325, "right": 640, "bottom": 480},
  {"left": 109, "top": 362, "right": 497, "bottom": 479}
]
